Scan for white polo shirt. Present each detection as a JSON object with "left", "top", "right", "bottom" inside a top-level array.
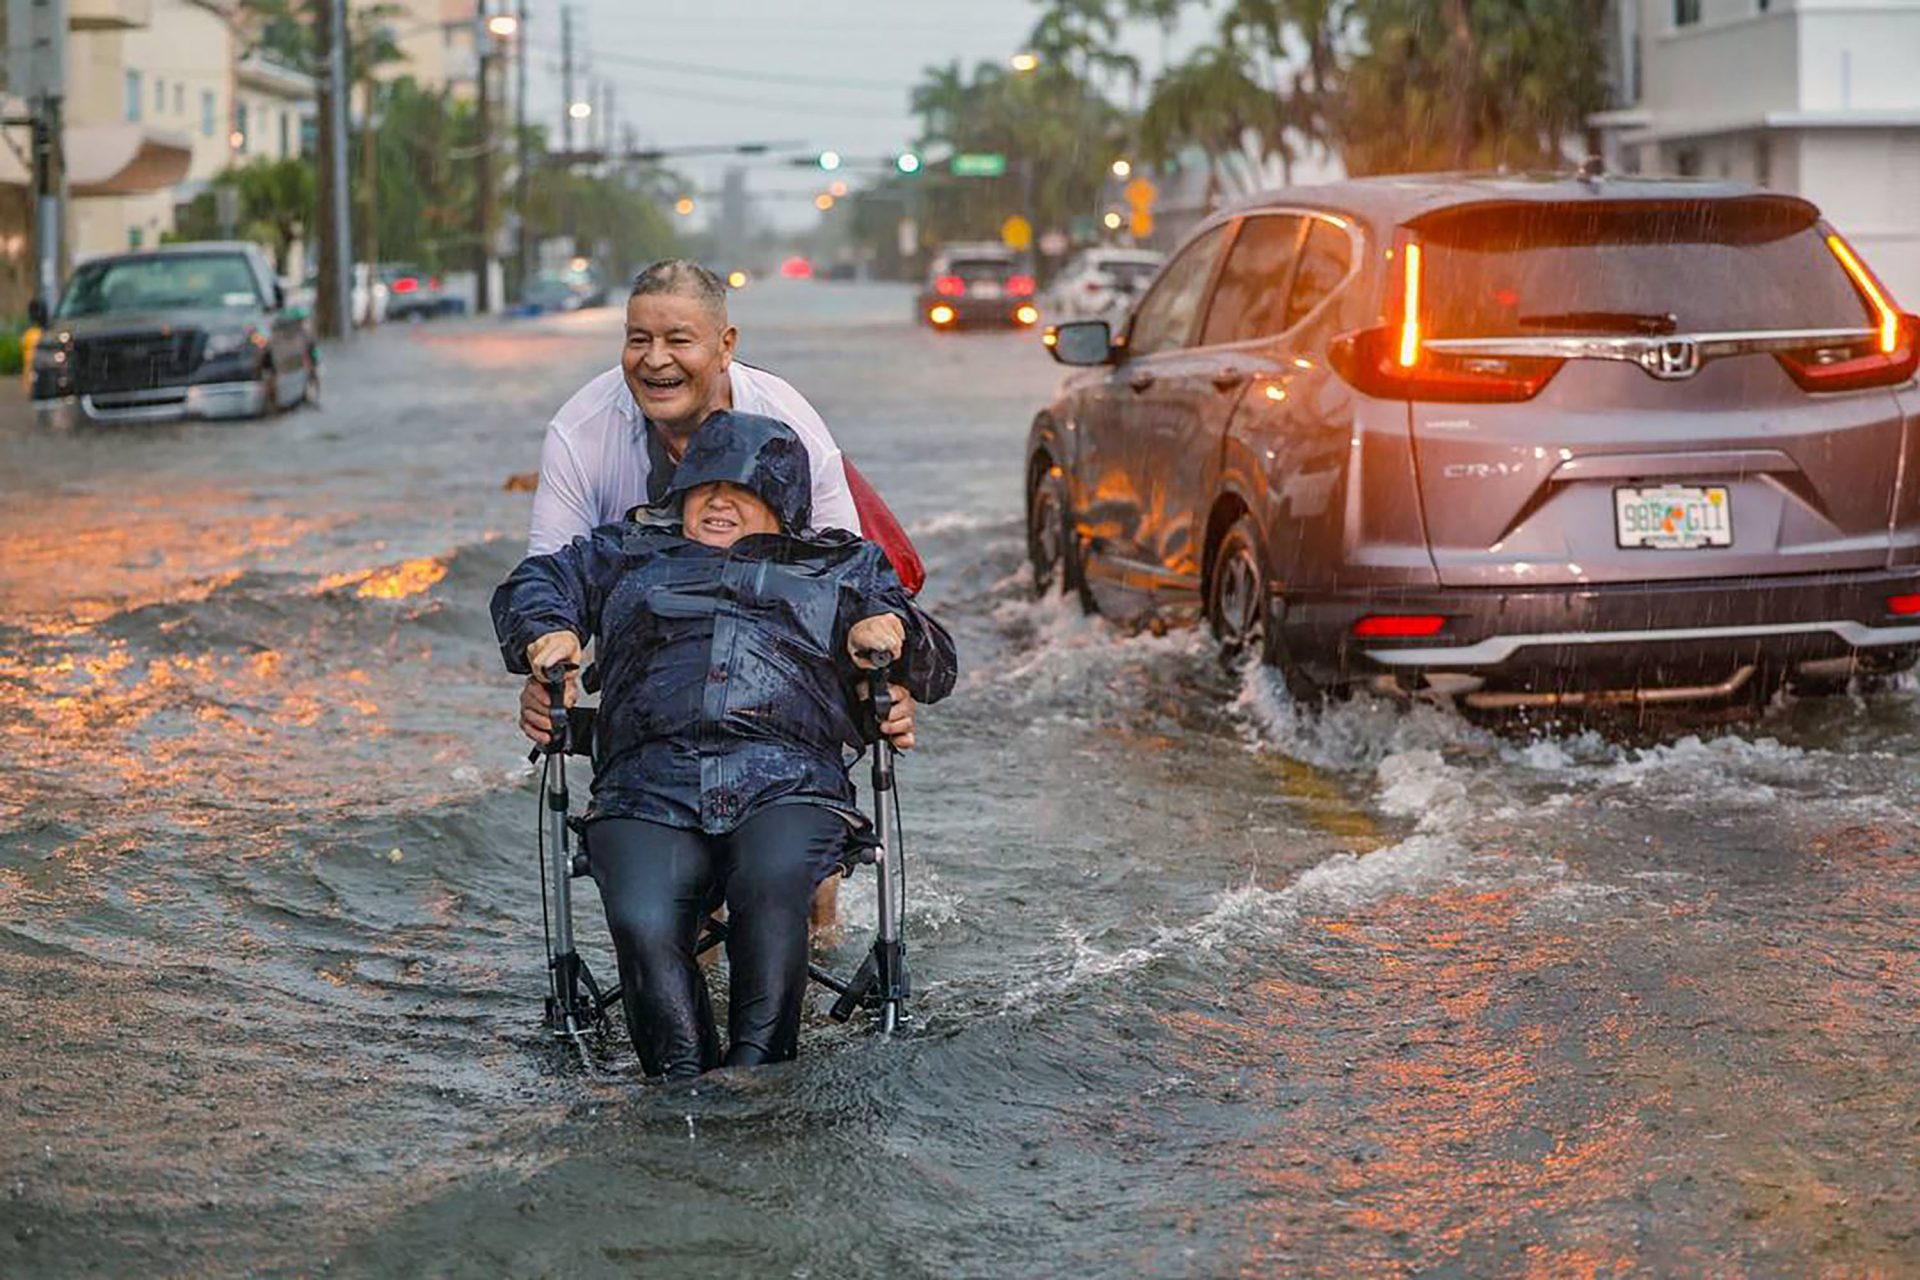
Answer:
[{"left": 527, "top": 362, "right": 860, "bottom": 555}]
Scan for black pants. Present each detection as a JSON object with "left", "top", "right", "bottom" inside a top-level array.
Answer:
[{"left": 586, "top": 806, "right": 847, "bottom": 1079}]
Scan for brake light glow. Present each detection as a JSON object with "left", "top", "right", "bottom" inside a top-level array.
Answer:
[
  {"left": 1827, "top": 233, "right": 1900, "bottom": 355},
  {"left": 1398, "top": 243, "right": 1422, "bottom": 368},
  {"left": 1352, "top": 614, "right": 1447, "bottom": 639},
  {"left": 1008, "top": 274, "right": 1036, "bottom": 298},
  {"left": 1329, "top": 326, "right": 1563, "bottom": 403},
  {"left": 1888, "top": 594, "right": 1920, "bottom": 616},
  {"left": 391, "top": 277, "right": 419, "bottom": 294},
  {"left": 934, "top": 275, "right": 965, "bottom": 298}
]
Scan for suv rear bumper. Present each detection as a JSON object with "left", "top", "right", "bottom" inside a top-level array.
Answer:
[{"left": 1284, "top": 568, "right": 1920, "bottom": 693}]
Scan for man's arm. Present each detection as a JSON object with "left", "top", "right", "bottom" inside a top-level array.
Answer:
[{"left": 527, "top": 425, "right": 599, "bottom": 556}]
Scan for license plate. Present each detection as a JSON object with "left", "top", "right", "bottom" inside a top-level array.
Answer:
[
  {"left": 1614, "top": 485, "right": 1732, "bottom": 549},
  {"left": 971, "top": 281, "right": 1001, "bottom": 299}
]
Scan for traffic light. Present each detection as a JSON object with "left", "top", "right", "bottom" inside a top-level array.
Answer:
[{"left": 895, "top": 151, "right": 922, "bottom": 175}]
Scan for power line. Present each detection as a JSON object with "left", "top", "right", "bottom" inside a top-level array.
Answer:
[{"left": 520, "top": 39, "right": 912, "bottom": 92}]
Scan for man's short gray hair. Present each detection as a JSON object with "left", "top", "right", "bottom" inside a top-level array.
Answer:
[{"left": 629, "top": 258, "right": 729, "bottom": 326}]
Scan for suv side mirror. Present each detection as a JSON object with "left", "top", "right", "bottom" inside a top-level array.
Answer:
[
  {"left": 27, "top": 297, "right": 48, "bottom": 328},
  {"left": 1046, "top": 319, "right": 1116, "bottom": 367},
  {"left": 272, "top": 280, "right": 287, "bottom": 310}
]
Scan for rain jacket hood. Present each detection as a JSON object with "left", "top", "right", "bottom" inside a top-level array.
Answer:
[
  {"left": 659, "top": 411, "right": 813, "bottom": 534},
  {"left": 493, "top": 437, "right": 957, "bottom": 834}
]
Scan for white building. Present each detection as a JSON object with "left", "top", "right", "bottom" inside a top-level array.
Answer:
[{"left": 1591, "top": 0, "right": 1920, "bottom": 305}]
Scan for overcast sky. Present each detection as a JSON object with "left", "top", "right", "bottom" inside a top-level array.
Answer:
[{"left": 517, "top": 0, "right": 1207, "bottom": 230}]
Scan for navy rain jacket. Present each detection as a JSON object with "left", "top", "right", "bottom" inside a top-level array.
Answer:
[{"left": 492, "top": 411, "right": 957, "bottom": 833}]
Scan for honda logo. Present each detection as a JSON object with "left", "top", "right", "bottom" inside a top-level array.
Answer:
[{"left": 1639, "top": 339, "right": 1701, "bottom": 380}]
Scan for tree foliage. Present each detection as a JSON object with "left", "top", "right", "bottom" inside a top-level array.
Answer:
[
  {"left": 170, "top": 157, "right": 315, "bottom": 273},
  {"left": 1033, "top": 0, "right": 1608, "bottom": 178},
  {"left": 902, "top": 57, "right": 1129, "bottom": 247}
]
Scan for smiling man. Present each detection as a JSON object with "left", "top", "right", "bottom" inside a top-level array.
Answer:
[{"left": 519, "top": 259, "right": 920, "bottom": 752}]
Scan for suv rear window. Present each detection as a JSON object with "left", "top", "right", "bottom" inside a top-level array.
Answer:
[
  {"left": 1413, "top": 199, "right": 1872, "bottom": 339},
  {"left": 948, "top": 257, "right": 1012, "bottom": 282}
]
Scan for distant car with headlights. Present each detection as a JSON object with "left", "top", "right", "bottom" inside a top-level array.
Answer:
[
  {"left": 31, "top": 241, "right": 317, "bottom": 429},
  {"left": 1028, "top": 174, "right": 1920, "bottom": 709},
  {"left": 918, "top": 244, "right": 1039, "bottom": 330},
  {"left": 1045, "top": 247, "right": 1164, "bottom": 322}
]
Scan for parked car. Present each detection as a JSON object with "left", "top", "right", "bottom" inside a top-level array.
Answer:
[
  {"left": 1028, "top": 174, "right": 1920, "bottom": 709},
  {"left": 918, "top": 244, "right": 1039, "bottom": 330},
  {"left": 289, "top": 263, "right": 388, "bottom": 327},
  {"left": 379, "top": 263, "right": 465, "bottom": 320},
  {"left": 31, "top": 240, "right": 318, "bottom": 428},
  {"left": 520, "top": 266, "right": 607, "bottom": 313},
  {"left": 1045, "top": 247, "right": 1165, "bottom": 322}
]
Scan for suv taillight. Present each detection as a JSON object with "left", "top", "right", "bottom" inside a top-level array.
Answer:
[
  {"left": 1329, "top": 325, "right": 1563, "bottom": 403},
  {"left": 1774, "top": 316, "right": 1919, "bottom": 392},
  {"left": 934, "top": 275, "right": 965, "bottom": 297},
  {"left": 1008, "top": 274, "right": 1035, "bottom": 297},
  {"left": 1776, "top": 236, "right": 1917, "bottom": 392},
  {"left": 1329, "top": 232, "right": 1563, "bottom": 404}
]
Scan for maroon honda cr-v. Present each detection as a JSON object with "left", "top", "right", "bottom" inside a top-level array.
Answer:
[{"left": 1028, "top": 173, "right": 1920, "bottom": 708}]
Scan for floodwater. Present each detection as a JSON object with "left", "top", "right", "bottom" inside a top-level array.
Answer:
[{"left": 2, "top": 284, "right": 1917, "bottom": 1278}]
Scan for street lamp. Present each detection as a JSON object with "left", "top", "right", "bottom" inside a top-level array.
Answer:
[
  {"left": 895, "top": 151, "right": 921, "bottom": 174},
  {"left": 1010, "top": 51, "right": 1039, "bottom": 73},
  {"left": 815, "top": 193, "right": 835, "bottom": 211},
  {"left": 674, "top": 196, "right": 696, "bottom": 216},
  {"left": 1111, "top": 158, "right": 1132, "bottom": 178},
  {"left": 485, "top": 13, "right": 518, "bottom": 38},
  {"left": 1103, "top": 210, "right": 1123, "bottom": 231},
  {"left": 817, "top": 150, "right": 842, "bottom": 171},
  {"left": 568, "top": 100, "right": 593, "bottom": 121}
]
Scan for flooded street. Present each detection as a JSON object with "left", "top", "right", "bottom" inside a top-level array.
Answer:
[{"left": 3, "top": 283, "right": 1918, "bottom": 1277}]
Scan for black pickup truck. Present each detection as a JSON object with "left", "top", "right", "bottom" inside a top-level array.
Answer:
[{"left": 31, "top": 240, "right": 317, "bottom": 429}]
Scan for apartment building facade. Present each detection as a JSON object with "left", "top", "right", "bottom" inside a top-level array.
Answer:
[{"left": 1591, "top": 0, "right": 1920, "bottom": 303}]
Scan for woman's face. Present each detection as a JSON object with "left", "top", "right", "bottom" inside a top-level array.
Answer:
[{"left": 682, "top": 482, "right": 779, "bottom": 548}]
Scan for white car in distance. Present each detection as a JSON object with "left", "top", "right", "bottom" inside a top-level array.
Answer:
[{"left": 1046, "top": 248, "right": 1166, "bottom": 322}]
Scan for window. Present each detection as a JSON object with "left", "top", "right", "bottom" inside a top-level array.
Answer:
[
  {"left": 279, "top": 110, "right": 291, "bottom": 158},
  {"left": 1673, "top": 145, "right": 1702, "bottom": 176},
  {"left": 1282, "top": 220, "right": 1355, "bottom": 329},
  {"left": 1126, "top": 224, "right": 1230, "bottom": 357},
  {"left": 125, "top": 70, "right": 143, "bottom": 122},
  {"left": 128, "top": 227, "right": 143, "bottom": 249},
  {"left": 1409, "top": 199, "right": 1872, "bottom": 338},
  {"left": 235, "top": 103, "right": 249, "bottom": 153},
  {"left": 154, "top": 77, "right": 165, "bottom": 113},
  {"left": 173, "top": 84, "right": 184, "bottom": 115},
  {"left": 201, "top": 89, "right": 216, "bottom": 137},
  {"left": 1674, "top": 0, "right": 1701, "bottom": 26},
  {"left": 1199, "top": 215, "right": 1305, "bottom": 346}
]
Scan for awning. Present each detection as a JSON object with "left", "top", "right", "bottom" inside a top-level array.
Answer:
[{"left": 0, "top": 123, "right": 193, "bottom": 196}]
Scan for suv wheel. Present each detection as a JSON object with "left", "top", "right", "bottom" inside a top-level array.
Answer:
[
  {"left": 1208, "top": 515, "right": 1322, "bottom": 701},
  {"left": 1028, "top": 465, "right": 1090, "bottom": 609}
]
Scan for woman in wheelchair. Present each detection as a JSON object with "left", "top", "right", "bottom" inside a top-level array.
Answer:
[{"left": 492, "top": 412, "right": 956, "bottom": 1079}]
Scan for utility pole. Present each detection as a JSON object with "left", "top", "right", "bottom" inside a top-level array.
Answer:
[
  {"left": 475, "top": 7, "right": 494, "bottom": 314},
  {"left": 600, "top": 81, "right": 613, "bottom": 155},
  {"left": 560, "top": 4, "right": 575, "bottom": 152},
  {"left": 8, "top": 0, "right": 70, "bottom": 304},
  {"left": 513, "top": 0, "right": 529, "bottom": 298},
  {"left": 313, "top": 0, "right": 354, "bottom": 338}
]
